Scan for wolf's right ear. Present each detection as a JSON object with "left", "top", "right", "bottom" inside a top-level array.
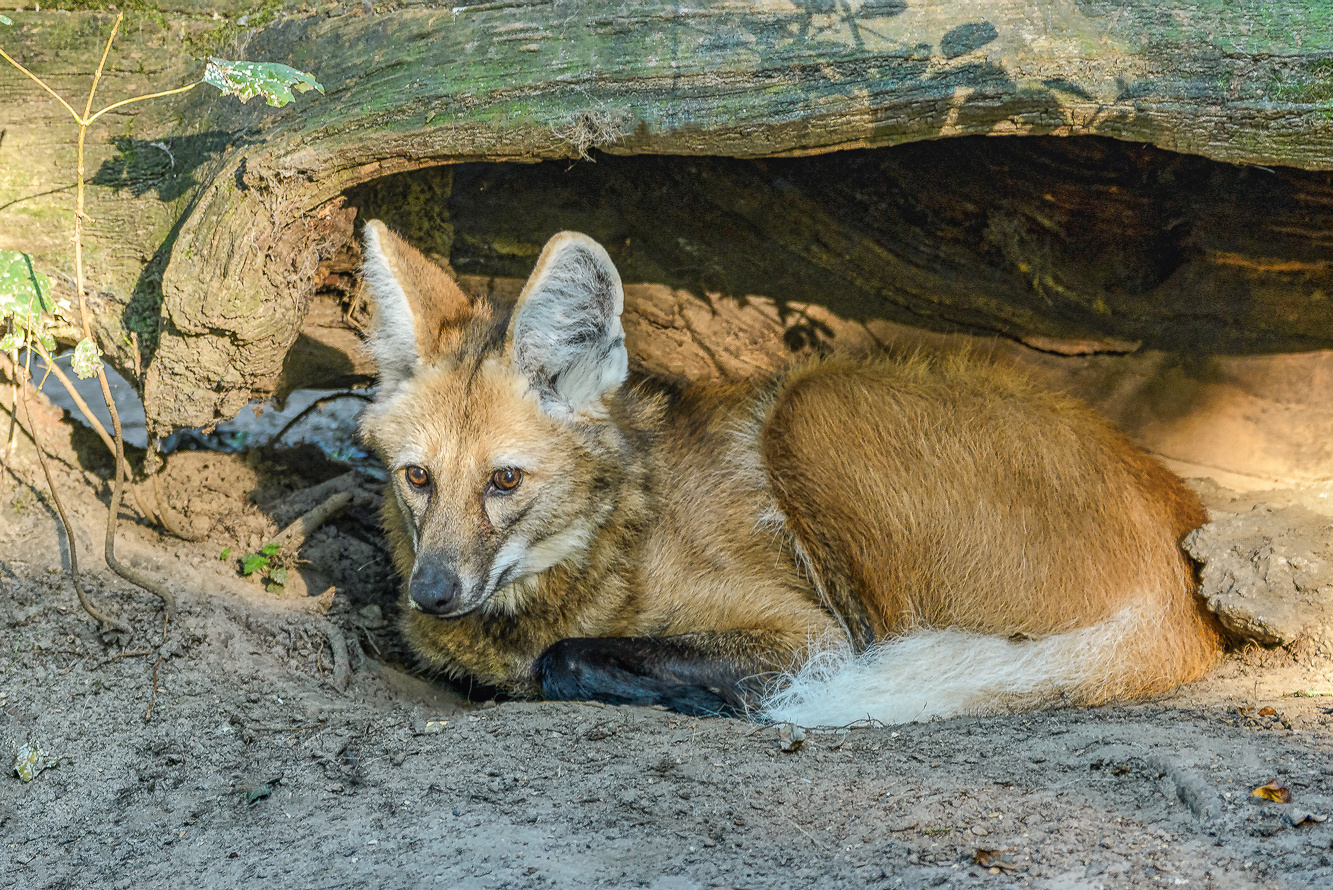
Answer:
[
  {"left": 361, "top": 220, "right": 473, "bottom": 395},
  {"left": 508, "top": 232, "right": 628, "bottom": 419}
]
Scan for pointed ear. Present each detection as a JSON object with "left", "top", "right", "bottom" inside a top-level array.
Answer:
[
  {"left": 361, "top": 219, "right": 473, "bottom": 395},
  {"left": 508, "top": 232, "right": 628, "bottom": 418}
]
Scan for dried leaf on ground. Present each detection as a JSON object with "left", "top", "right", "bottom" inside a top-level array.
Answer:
[
  {"left": 973, "top": 848, "right": 1021, "bottom": 874},
  {"left": 1251, "top": 779, "right": 1293, "bottom": 804},
  {"left": 12, "top": 744, "right": 58, "bottom": 782}
]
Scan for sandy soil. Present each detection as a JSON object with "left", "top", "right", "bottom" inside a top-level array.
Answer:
[{"left": 2, "top": 396, "right": 1331, "bottom": 890}]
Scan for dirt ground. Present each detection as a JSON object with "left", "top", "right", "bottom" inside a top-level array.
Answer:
[{"left": 2, "top": 392, "right": 1331, "bottom": 890}]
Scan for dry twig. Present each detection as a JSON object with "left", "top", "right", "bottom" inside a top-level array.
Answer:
[
  {"left": 144, "top": 654, "right": 163, "bottom": 721},
  {"left": 29, "top": 346, "right": 160, "bottom": 523},
  {"left": 91, "top": 649, "right": 151, "bottom": 670},
  {"left": 271, "top": 490, "right": 355, "bottom": 555}
]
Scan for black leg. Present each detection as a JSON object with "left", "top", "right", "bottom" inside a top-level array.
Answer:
[{"left": 533, "top": 633, "right": 784, "bottom": 717}]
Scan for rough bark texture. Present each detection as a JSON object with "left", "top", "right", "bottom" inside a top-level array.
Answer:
[
  {"left": 438, "top": 143, "right": 1333, "bottom": 355},
  {"left": 2, "top": 1, "right": 1333, "bottom": 435}
]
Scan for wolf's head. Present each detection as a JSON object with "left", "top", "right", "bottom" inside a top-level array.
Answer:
[{"left": 358, "top": 221, "right": 630, "bottom": 619}]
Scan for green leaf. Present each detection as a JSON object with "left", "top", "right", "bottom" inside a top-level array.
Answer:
[
  {"left": 0, "top": 15, "right": 13, "bottom": 26},
  {"left": 0, "top": 331, "right": 22, "bottom": 351},
  {"left": 36, "top": 332, "right": 55, "bottom": 354},
  {"left": 240, "top": 553, "right": 270, "bottom": 576},
  {"left": 71, "top": 337, "right": 102, "bottom": 379},
  {"left": 218, "top": 547, "right": 232, "bottom": 560},
  {"left": 0, "top": 249, "right": 54, "bottom": 326},
  {"left": 203, "top": 59, "right": 323, "bottom": 108},
  {"left": 268, "top": 567, "right": 289, "bottom": 587},
  {"left": 260, "top": 542, "right": 280, "bottom": 557}
]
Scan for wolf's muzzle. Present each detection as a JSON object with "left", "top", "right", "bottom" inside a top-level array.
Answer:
[{"left": 409, "top": 561, "right": 465, "bottom": 616}]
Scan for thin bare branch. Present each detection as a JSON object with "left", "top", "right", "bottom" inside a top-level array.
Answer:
[
  {"left": 52, "top": 13, "right": 174, "bottom": 624},
  {"left": 143, "top": 655, "right": 163, "bottom": 722},
  {"left": 88, "top": 82, "right": 201, "bottom": 124},
  {"left": 31, "top": 346, "right": 116, "bottom": 460},
  {"left": 17, "top": 367, "right": 129, "bottom": 635},
  {"left": 3, "top": 353, "right": 18, "bottom": 468},
  {"left": 31, "top": 347, "right": 163, "bottom": 523},
  {"left": 0, "top": 47, "right": 83, "bottom": 124},
  {"left": 82, "top": 12, "right": 123, "bottom": 123}
]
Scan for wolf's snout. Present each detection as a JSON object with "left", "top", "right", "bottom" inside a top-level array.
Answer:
[{"left": 409, "top": 561, "right": 464, "bottom": 616}]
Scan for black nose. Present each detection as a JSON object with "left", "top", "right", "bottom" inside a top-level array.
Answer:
[{"left": 409, "top": 561, "right": 463, "bottom": 616}]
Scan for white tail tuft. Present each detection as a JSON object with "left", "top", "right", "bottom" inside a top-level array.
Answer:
[{"left": 761, "top": 604, "right": 1155, "bottom": 727}]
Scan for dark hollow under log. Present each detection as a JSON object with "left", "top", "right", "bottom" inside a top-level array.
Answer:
[
  {"left": 436, "top": 137, "right": 1333, "bottom": 356},
  {"left": 287, "top": 135, "right": 1333, "bottom": 490}
]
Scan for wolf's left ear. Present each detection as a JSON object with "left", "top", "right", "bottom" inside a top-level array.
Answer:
[
  {"left": 361, "top": 220, "right": 474, "bottom": 396},
  {"left": 509, "top": 232, "right": 628, "bottom": 418}
]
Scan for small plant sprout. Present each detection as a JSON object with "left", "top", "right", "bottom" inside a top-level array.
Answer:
[
  {"left": 241, "top": 543, "right": 283, "bottom": 577},
  {"left": 0, "top": 12, "right": 322, "bottom": 636},
  {"left": 240, "top": 542, "right": 290, "bottom": 593}
]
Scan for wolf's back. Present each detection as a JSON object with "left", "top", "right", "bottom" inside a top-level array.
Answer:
[{"left": 755, "top": 353, "right": 1222, "bottom": 725}]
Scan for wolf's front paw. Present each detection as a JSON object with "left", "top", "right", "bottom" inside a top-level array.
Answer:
[{"left": 534, "top": 637, "right": 739, "bottom": 717}]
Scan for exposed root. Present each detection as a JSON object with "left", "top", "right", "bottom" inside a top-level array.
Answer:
[
  {"left": 98, "top": 364, "right": 176, "bottom": 627},
  {"left": 150, "top": 470, "right": 214, "bottom": 541},
  {"left": 143, "top": 654, "right": 162, "bottom": 722},
  {"left": 323, "top": 622, "right": 351, "bottom": 693},
  {"left": 272, "top": 488, "right": 355, "bottom": 555},
  {"left": 18, "top": 376, "right": 130, "bottom": 637},
  {"left": 267, "top": 391, "right": 372, "bottom": 448}
]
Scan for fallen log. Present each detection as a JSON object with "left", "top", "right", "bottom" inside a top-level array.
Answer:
[{"left": 1, "top": 2, "right": 1332, "bottom": 436}]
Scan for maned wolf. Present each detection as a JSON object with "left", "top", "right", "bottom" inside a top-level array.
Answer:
[{"left": 358, "top": 220, "right": 1223, "bottom": 726}]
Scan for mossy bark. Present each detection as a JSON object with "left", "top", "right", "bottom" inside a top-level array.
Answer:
[{"left": 2, "top": 1, "right": 1333, "bottom": 435}]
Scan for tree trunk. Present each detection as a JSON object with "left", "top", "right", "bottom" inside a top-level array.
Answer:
[{"left": 2, "top": 1, "right": 1333, "bottom": 436}]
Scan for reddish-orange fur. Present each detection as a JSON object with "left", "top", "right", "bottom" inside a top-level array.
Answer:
[
  {"left": 763, "top": 354, "right": 1221, "bottom": 705},
  {"left": 359, "top": 221, "right": 1223, "bottom": 720}
]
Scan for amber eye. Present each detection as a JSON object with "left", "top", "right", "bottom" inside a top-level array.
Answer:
[
  {"left": 404, "top": 465, "right": 431, "bottom": 490},
  {"left": 490, "top": 467, "right": 523, "bottom": 493}
]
